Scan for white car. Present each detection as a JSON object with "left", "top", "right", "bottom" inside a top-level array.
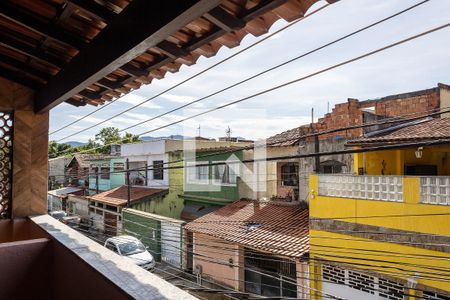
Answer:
[{"left": 104, "top": 235, "right": 155, "bottom": 271}]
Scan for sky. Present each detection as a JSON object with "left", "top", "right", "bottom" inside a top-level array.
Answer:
[{"left": 49, "top": 0, "right": 450, "bottom": 143}]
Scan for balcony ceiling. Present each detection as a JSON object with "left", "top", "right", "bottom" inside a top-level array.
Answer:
[{"left": 0, "top": 0, "right": 330, "bottom": 113}]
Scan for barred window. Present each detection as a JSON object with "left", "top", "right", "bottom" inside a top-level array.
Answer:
[
  {"left": 322, "top": 264, "right": 345, "bottom": 285},
  {"left": 348, "top": 269, "right": 375, "bottom": 295},
  {"left": 423, "top": 291, "right": 450, "bottom": 300}
]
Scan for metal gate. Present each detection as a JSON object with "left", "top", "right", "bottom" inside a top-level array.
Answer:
[{"left": 161, "top": 221, "right": 182, "bottom": 268}]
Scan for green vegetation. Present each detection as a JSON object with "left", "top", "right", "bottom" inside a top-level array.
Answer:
[{"left": 48, "top": 127, "right": 140, "bottom": 158}]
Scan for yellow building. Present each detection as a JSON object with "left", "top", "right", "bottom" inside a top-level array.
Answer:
[{"left": 309, "top": 117, "right": 450, "bottom": 300}]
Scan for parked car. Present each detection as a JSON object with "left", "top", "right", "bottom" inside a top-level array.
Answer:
[
  {"left": 49, "top": 210, "right": 67, "bottom": 220},
  {"left": 61, "top": 215, "right": 81, "bottom": 227},
  {"left": 104, "top": 235, "right": 155, "bottom": 271}
]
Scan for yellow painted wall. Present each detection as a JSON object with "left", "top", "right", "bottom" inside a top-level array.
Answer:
[
  {"left": 310, "top": 230, "right": 450, "bottom": 294},
  {"left": 354, "top": 147, "right": 450, "bottom": 176},
  {"left": 310, "top": 173, "right": 450, "bottom": 297},
  {"left": 310, "top": 175, "right": 450, "bottom": 236}
]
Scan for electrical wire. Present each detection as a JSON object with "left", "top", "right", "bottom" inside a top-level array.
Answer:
[
  {"left": 49, "top": 3, "right": 331, "bottom": 138},
  {"left": 52, "top": 21, "right": 450, "bottom": 156}
]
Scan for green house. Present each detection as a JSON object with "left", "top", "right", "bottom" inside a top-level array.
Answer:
[
  {"left": 180, "top": 148, "right": 243, "bottom": 221},
  {"left": 88, "top": 156, "right": 125, "bottom": 193}
]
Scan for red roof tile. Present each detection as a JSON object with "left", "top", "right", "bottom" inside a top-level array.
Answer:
[
  {"left": 347, "top": 118, "right": 450, "bottom": 146},
  {"left": 184, "top": 200, "right": 309, "bottom": 258},
  {"left": 88, "top": 186, "right": 168, "bottom": 206}
]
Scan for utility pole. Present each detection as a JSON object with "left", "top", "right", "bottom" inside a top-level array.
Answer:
[
  {"left": 126, "top": 158, "right": 131, "bottom": 207},
  {"left": 95, "top": 168, "right": 99, "bottom": 194},
  {"left": 312, "top": 108, "right": 320, "bottom": 173},
  {"left": 145, "top": 162, "right": 148, "bottom": 186}
]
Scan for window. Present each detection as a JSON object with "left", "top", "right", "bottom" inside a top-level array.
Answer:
[
  {"left": 100, "top": 164, "right": 110, "bottom": 179},
  {"left": 281, "top": 163, "right": 298, "bottom": 186},
  {"left": 105, "top": 242, "right": 118, "bottom": 253},
  {"left": 423, "top": 291, "right": 450, "bottom": 300},
  {"left": 213, "top": 162, "right": 238, "bottom": 185},
  {"left": 322, "top": 264, "right": 405, "bottom": 300},
  {"left": 90, "top": 164, "right": 99, "bottom": 175},
  {"left": 187, "top": 162, "right": 209, "bottom": 184},
  {"left": 153, "top": 160, "right": 164, "bottom": 180},
  {"left": 113, "top": 162, "right": 124, "bottom": 172}
]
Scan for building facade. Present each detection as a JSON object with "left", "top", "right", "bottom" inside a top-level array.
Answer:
[
  {"left": 309, "top": 117, "right": 450, "bottom": 299},
  {"left": 87, "top": 156, "right": 126, "bottom": 193}
]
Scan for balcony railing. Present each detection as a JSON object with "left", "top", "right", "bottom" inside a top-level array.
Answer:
[
  {"left": 318, "top": 175, "right": 403, "bottom": 202},
  {"left": 420, "top": 176, "right": 450, "bottom": 205}
]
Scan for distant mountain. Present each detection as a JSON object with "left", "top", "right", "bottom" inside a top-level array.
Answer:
[
  {"left": 64, "top": 141, "right": 86, "bottom": 147},
  {"left": 140, "top": 135, "right": 186, "bottom": 141}
]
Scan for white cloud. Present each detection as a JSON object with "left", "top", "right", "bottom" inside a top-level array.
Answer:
[
  {"left": 118, "top": 94, "right": 162, "bottom": 109},
  {"left": 160, "top": 94, "right": 197, "bottom": 103}
]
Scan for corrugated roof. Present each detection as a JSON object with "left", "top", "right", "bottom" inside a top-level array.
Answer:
[
  {"left": 88, "top": 185, "right": 168, "bottom": 206},
  {"left": 347, "top": 118, "right": 450, "bottom": 146},
  {"left": 185, "top": 200, "right": 309, "bottom": 258}
]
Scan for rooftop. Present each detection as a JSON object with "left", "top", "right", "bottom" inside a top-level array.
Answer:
[
  {"left": 0, "top": 0, "right": 324, "bottom": 112},
  {"left": 184, "top": 200, "right": 309, "bottom": 258},
  {"left": 347, "top": 117, "right": 450, "bottom": 146},
  {"left": 88, "top": 185, "right": 168, "bottom": 206}
]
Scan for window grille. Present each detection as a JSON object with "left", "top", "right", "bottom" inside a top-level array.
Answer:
[
  {"left": 420, "top": 177, "right": 450, "bottom": 205},
  {"left": 348, "top": 269, "right": 375, "bottom": 294},
  {"left": 322, "top": 264, "right": 345, "bottom": 285},
  {"left": 378, "top": 278, "right": 404, "bottom": 300},
  {"left": 318, "top": 175, "right": 403, "bottom": 202},
  {"left": 322, "top": 264, "right": 405, "bottom": 299},
  {"left": 0, "top": 112, "right": 13, "bottom": 219},
  {"left": 153, "top": 160, "right": 164, "bottom": 180},
  {"left": 423, "top": 291, "right": 450, "bottom": 300}
]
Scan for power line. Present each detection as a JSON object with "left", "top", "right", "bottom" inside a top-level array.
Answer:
[
  {"left": 49, "top": 3, "right": 331, "bottom": 139},
  {"left": 50, "top": 106, "right": 450, "bottom": 186},
  {"left": 52, "top": 21, "right": 450, "bottom": 156},
  {"left": 117, "top": 0, "right": 431, "bottom": 134},
  {"left": 74, "top": 218, "right": 450, "bottom": 296},
  {"left": 79, "top": 216, "right": 450, "bottom": 275}
]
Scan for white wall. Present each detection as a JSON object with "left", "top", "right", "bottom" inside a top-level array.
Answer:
[
  {"left": 122, "top": 140, "right": 169, "bottom": 188},
  {"left": 121, "top": 140, "right": 165, "bottom": 157}
]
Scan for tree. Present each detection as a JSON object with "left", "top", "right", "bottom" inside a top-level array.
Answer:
[
  {"left": 48, "top": 141, "right": 73, "bottom": 158},
  {"left": 122, "top": 132, "right": 140, "bottom": 144},
  {"left": 95, "top": 127, "right": 121, "bottom": 145}
]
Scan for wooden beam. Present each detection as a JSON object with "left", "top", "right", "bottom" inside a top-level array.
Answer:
[
  {"left": 97, "top": 78, "right": 125, "bottom": 89},
  {"left": 35, "top": 0, "right": 222, "bottom": 113},
  {"left": 156, "top": 40, "right": 189, "bottom": 58},
  {"left": 0, "top": 53, "right": 51, "bottom": 80},
  {"left": 0, "top": 2, "right": 87, "bottom": 49},
  {"left": 0, "top": 65, "right": 43, "bottom": 89},
  {"left": 0, "top": 33, "right": 67, "bottom": 67},
  {"left": 204, "top": 7, "right": 245, "bottom": 32},
  {"left": 120, "top": 63, "right": 149, "bottom": 77},
  {"left": 67, "top": 0, "right": 117, "bottom": 22},
  {"left": 78, "top": 88, "right": 105, "bottom": 99}
]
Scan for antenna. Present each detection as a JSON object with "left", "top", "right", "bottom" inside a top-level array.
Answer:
[
  {"left": 226, "top": 126, "right": 232, "bottom": 140},
  {"left": 197, "top": 124, "right": 201, "bottom": 137}
]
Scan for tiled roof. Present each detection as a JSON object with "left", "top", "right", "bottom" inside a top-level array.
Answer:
[
  {"left": 266, "top": 126, "right": 311, "bottom": 147},
  {"left": 88, "top": 186, "right": 168, "bottom": 206},
  {"left": 67, "top": 154, "right": 110, "bottom": 169},
  {"left": 184, "top": 200, "right": 309, "bottom": 258},
  {"left": 347, "top": 118, "right": 450, "bottom": 146}
]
